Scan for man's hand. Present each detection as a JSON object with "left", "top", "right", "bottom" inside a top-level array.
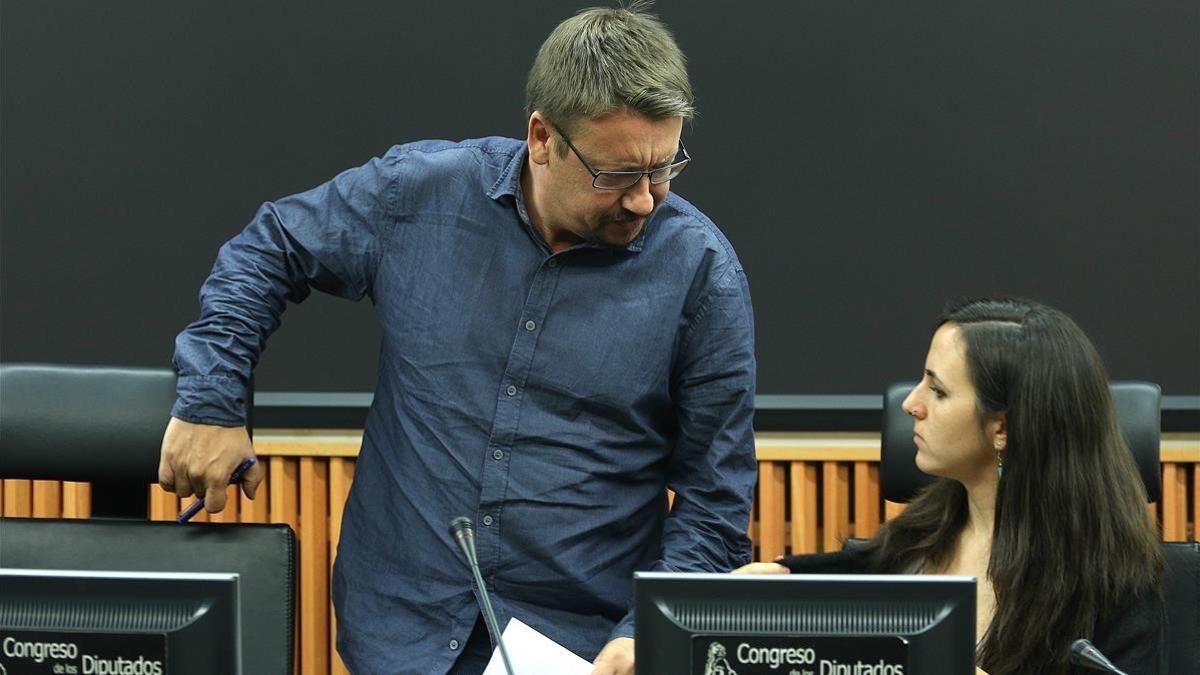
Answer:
[
  {"left": 731, "top": 562, "right": 790, "bottom": 574},
  {"left": 158, "top": 416, "right": 263, "bottom": 513},
  {"left": 591, "top": 637, "right": 634, "bottom": 675}
]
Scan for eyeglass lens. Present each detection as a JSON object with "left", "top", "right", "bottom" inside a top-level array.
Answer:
[{"left": 593, "top": 161, "right": 688, "bottom": 190}]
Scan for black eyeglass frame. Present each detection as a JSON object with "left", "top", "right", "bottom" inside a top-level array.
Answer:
[{"left": 555, "top": 127, "right": 691, "bottom": 190}]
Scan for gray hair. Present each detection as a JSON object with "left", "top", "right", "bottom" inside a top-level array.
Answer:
[{"left": 525, "top": 1, "right": 694, "bottom": 151}]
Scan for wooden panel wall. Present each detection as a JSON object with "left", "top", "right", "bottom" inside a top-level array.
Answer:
[{"left": 2, "top": 431, "right": 1196, "bottom": 675}]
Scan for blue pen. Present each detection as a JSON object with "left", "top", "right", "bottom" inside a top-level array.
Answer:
[{"left": 177, "top": 457, "right": 258, "bottom": 523}]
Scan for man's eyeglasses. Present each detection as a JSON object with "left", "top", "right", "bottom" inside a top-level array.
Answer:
[{"left": 556, "top": 128, "right": 690, "bottom": 191}]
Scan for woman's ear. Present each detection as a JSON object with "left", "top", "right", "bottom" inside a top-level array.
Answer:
[{"left": 990, "top": 410, "right": 1008, "bottom": 451}]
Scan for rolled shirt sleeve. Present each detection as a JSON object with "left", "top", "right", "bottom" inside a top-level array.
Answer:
[{"left": 171, "top": 151, "right": 400, "bottom": 425}]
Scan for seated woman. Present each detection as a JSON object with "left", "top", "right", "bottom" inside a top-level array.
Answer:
[{"left": 736, "top": 297, "right": 1165, "bottom": 674}]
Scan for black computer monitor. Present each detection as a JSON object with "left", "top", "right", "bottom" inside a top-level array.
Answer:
[
  {"left": 0, "top": 569, "right": 241, "bottom": 675},
  {"left": 635, "top": 572, "right": 975, "bottom": 675}
]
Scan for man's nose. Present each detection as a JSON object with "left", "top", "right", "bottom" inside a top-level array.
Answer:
[{"left": 622, "top": 175, "right": 655, "bottom": 216}]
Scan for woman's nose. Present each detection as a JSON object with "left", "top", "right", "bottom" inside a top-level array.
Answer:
[{"left": 901, "top": 387, "right": 923, "bottom": 419}]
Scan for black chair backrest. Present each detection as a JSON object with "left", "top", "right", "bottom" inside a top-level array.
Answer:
[
  {"left": 880, "top": 380, "right": 1162, "bottom": 503},
  {"left": 0, "top": 363, "right": 174, "bottom": 482},
  {"left": 1, "top": 363, "right": 175, "bottom": 517}
]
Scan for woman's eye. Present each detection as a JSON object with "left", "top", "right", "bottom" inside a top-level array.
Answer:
[{"left": 929, "top": 384, "right": 946, "bottom": 399}]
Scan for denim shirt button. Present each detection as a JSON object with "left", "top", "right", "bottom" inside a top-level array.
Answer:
[
  {"left": 482, "top": 515, "right": 494, "bottom": 526},
  {"left": 506, "top": 385, "right": 517, "bottom": 396}
]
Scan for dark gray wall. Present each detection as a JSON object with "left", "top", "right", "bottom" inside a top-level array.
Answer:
[{"left": 3, "top": 1, "right": 1198, "bottom": 395}]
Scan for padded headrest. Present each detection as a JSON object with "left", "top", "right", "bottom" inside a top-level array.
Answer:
[{"left": 0, "top": 363, "right": 176, "bottom": 482}]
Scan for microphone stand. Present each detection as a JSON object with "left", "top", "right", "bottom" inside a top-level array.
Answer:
[{"left": 449, "top": 516, "right": 515, "bottom": 675}]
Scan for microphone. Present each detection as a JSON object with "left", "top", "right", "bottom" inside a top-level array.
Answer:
[
  {"left": 1068, "top": 639, "right": 1128, "bottom": 674},
  {"left": 449, "top": 516, "right": 515, "bottom": 675}
]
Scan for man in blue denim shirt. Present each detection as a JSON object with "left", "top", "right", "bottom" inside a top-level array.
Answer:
[{"left": 158, "top": 5, "right": 756, "bottom": 674}]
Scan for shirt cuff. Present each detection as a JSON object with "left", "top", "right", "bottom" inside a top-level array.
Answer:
[
  {"left": 171, "top": 374, "right": 249, "bottom": 426},
  {"left": 609, "top": 610, "right": 636, "bottom": 643}
]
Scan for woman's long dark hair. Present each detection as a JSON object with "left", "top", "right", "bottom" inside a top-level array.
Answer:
[{"left": 861, "top": 297, "right": 1163, "bottom": 674}]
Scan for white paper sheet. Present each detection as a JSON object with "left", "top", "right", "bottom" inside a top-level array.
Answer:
[{"left": 481, "top": 617, "right": 593, "bottom": 675}]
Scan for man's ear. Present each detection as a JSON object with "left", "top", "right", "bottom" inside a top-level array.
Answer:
[
  {"left": 527, "top": 112, "right": 552, "bottom": 165},
  {"left": 990, "top": 410, "right": 1008, "bottom": 451}
]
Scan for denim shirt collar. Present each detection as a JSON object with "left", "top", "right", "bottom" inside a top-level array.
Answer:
[{"left": 487, "top": 142, "right": 647, "bottom": 254}]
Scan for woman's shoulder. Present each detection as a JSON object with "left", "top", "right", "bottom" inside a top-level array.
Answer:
[{"left": 1086, "top": 588, "right": 1167, "bottom": 674}]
